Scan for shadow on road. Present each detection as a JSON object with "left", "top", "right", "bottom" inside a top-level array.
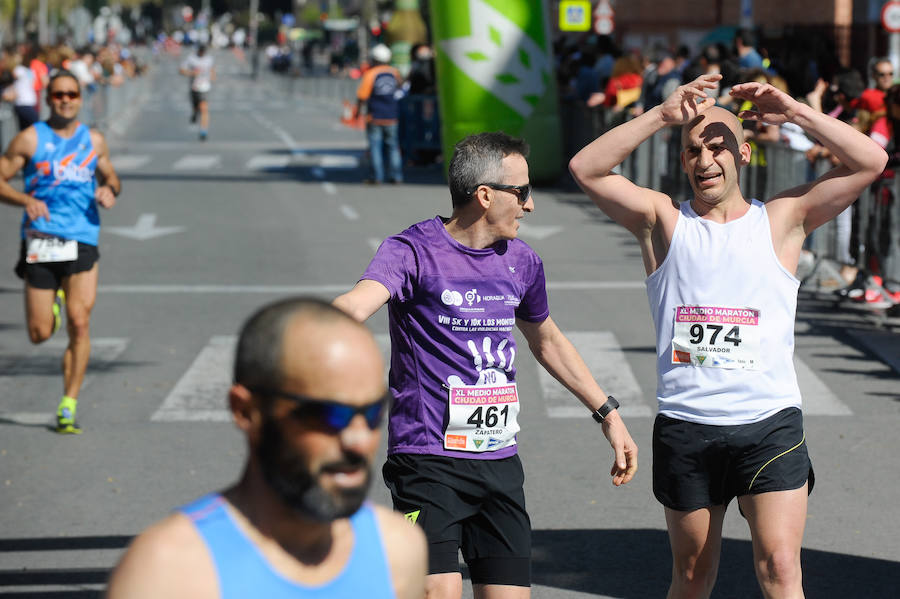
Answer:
[
  {"left": 524, "top": 528, "right": 897, "bottom": 598},
  {"left": 1, "top": 530, "right": 895, "bottom": 597}
]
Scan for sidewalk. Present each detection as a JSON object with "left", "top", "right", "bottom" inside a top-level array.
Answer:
[{"left": 798, "top": 258, "right": 900, "bottom": 376}]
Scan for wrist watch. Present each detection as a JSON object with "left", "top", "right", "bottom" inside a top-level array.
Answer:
[{"left": 591, "top": 396, "right": 620, "bottom": 423}]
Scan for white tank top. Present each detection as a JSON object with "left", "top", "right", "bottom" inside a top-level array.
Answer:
[{"left": 645, "top": 200, "right": 802, "bottom": 424}]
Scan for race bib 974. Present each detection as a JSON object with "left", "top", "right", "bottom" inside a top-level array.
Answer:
[{"left": 671, "top": 305, "right": 762, "bottom": 370}]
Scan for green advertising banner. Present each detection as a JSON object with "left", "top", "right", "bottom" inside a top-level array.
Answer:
[{"left": 430, "top": 0, "right": 563, "bottom": 182}]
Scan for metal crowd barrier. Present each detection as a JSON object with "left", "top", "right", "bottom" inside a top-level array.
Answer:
[{"left": 564, "top": 101, "right": 900, "bottom": 283}]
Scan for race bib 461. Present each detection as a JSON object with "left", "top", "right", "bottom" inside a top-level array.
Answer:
[{"left": 444, "top": 383, "right": 520, "bottom": 452}]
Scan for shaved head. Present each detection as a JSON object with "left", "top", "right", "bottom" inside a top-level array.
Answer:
[{"left": 682, "top": 107, "right": 744, "bottom": 148}]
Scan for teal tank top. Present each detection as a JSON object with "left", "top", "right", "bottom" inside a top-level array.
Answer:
[{"left": 180, "top": 494, "right": 396, "bottom": 599}]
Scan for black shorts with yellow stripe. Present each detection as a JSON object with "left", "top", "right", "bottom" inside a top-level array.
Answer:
[{"left": 653, "top": 407, "right": 814, "bottom": 511}]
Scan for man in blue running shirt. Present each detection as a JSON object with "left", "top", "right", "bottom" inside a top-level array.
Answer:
[
  {"left": 0, "top": 69, "right": 120, "bottom": 434},
  {"left": 106, "top": 298, "right": 427, "bottom": 599}
]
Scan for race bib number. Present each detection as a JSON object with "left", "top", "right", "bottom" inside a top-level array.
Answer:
[
  {"left": 671, "top": 305, "right": 761, "bottom": 370},
  {"left": 25, "top": 233, "right": 77, "bottom": 264},
  {"left": 444, "top": 383, "right": 520, "bottom": 452}
]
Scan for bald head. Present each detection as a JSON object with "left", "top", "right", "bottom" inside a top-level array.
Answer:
[
  {"left": 681, "top": 106, "right": 744, "bottom": 149},
  {"left": 234, "top": 298, "right": 383, "bottom": 401}
]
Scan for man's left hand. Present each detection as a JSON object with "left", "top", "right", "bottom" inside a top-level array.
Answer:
[
  {"left": 96, "top": 185, "right": 117, "bottom": 208},
  {"left": 730, "top": 82, "right": 798, "bottom": 126},
  {"left": 601, "top": 411, "right": 638, "bottom": 486}
]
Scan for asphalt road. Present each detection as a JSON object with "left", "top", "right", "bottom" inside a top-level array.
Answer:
[{"left": 0, "top": 49, "right": 898, "bottom": 598}]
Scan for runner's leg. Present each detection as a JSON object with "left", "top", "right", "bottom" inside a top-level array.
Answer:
[
  {"left": 425, "top": 573, "right": 463, "bottom": 599},
  {"left": 199, "top": 99, "right": 209, "bottom": 138},
  {"left": 474, "top": 584, "right": 530, "bottom": 599},
  {"left": 664, "top": 505, "right": 726, "bottom": 599},
  {"left": 738, "top": 486, "right": 807, "bottom": 599},
  {"left": 25, "top": 284, "right": 58, "bottom": 343},
  {"left": 61, "top": 264, "right": 98, "bottom": 399}
]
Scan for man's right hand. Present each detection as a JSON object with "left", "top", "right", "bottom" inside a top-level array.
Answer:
[
  {"left": 25, "top": 198, "right": 50, "bottom": 222},
  {"left": 658, "top": 73, "right": 721, "bottom": 126}
]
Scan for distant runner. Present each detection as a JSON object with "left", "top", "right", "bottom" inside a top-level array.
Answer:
[{"left": 0, "top": 69, "right": 120, "bottom": 434}]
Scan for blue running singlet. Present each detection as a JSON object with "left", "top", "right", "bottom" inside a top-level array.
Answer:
[
  {"left": 21, "top": 121, "right": 100, "bottom": 245},
  {"left": 180, "top": 494, "right": 396, "bottom": 599}
]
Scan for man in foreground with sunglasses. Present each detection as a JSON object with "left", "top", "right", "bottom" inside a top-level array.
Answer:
[
  {"left": 0, "top": 69, "right": 120, "bottom": 434},
  {"left": 334, "top": 132, "right": 638, "bottom": 599},
  {"left": 106, "top": 297, "right": 427, "bottom": 598}
]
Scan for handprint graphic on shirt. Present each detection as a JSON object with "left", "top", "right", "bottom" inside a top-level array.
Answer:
[{"left": 446, "top": 336, "right": 515, "bottom": 388}]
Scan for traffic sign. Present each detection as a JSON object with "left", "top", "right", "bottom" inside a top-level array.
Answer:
[
  {"left": 594, "top": 0, "right": 615, "bottom": 35},
  {"left": 883, "top": 0, "right": 900, "bottom": 33},
  {"left": 559, "top": 0, "right": 591, "bottom": 32}
]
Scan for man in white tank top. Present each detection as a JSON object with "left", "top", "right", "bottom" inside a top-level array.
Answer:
[{"left": 569, "top": 74, "right": 887, "bottom": 599}]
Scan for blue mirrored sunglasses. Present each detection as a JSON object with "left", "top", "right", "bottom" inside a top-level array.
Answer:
[{"left": 252, "top": 388, "right": 388, "bottom": 432}]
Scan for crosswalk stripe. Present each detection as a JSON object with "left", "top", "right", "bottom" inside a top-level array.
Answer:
[
  {"left": 245, "top": 155, "right": 291, "bottom": 170},
  {"left": 172, "top": 155, "right": 221, "bottom": 170},
  {"left": 111, "top": 155, "right": 151, "bottom": 171},
  {"left": 147, "top": 334, "right": 852, "bottom": 423},
  {"left": 151, "top": 336, "right": 234, "bottom": 422},
  {"left": 794, "top": 357, "right": 852, "bottom": 415},
  {"left": 0, "top": 337, "right": 130, "bottom": 426},
  {"left": 539, "top": 332, "right": 653, "bottom": 418}
]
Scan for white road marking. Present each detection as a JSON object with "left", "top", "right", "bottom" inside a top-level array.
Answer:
[
  {"left": 245, "top": 154, "right": 291, "bottom": 170},
  {"left": 0, "top": 281, "right": 648, "bottom": 295},
  {"left": 322, "top": 181, "right": 338, "bottom": 195},
  {"left": 320, "top": 154, "right": 360, "bottom": 168},
  {"left": 517, "top": 223, "right": 563, "bottom": 240},
  {"left": 0, "top": 338, "right": 130, "bottom": 425},
  {"left": 340, "top": 205, "right": 359, "bottom": 220},
  {"left": 151, "top": 336, "right": 235, "bottom": 422},
  {"left": 106, "top": 213, "right": 186, "bottom": 240},
  {"left": 172, "top": 155, "right": 221, "bottom": 170},
  {"left": 794, "top": 357, "right": 852, "bottom": 415},
  {"left": 111, "top": 155, "right": 152, "bottom": 171},
  {"left": 367, "top": 237, "right": 383, "bottom": 252},
  {"left": 540, "top": 331, "right": 652, "bottom": 418}
]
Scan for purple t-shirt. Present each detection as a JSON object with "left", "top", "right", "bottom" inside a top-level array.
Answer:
[{"left": 362, "top": 216, "right": 550, "bottom": 459}]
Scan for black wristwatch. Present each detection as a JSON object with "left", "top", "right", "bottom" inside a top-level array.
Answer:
[{"left": 591, "top": 396, "right": 620, "bottom": 423}]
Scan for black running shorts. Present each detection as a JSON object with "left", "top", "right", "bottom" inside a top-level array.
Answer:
[
  {"left": 190, "top": 90, "right": 208, "bottom": 106},
  {"left": 15, "top": 240, "right": 99, "bottom": 289},
  {"left": 653, "top": 407, "right": 814, "bottom": 511},
  {"left": 383, "top": 453, "right": 531, "bottom": 587}
]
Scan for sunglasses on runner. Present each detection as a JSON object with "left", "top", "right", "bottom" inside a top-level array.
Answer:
[
  {"left": 251, "top": 387, "right": 389, "bottom": 432},
  {"left": 50, "top": 90, "right": 80, "bottom": 100},
  {"left": 469, "top": 183, "right": 532, "bottom": 204}
]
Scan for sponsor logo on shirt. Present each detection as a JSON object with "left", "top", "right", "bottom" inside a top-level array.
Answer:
[
  {"left": 487, "top": 438, "right": 503, "bottom": 449},
  {"left": 445, "top": 434, "right": 467, "bottom": 449},
  {"left": 53, "top": 159, "right": 92, "bottom": 183}
]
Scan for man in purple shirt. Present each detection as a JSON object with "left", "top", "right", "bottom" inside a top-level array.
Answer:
[{"left": 334, "top": 132, "right": 638, "bottom": 599}]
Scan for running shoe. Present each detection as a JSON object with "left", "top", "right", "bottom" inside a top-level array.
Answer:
[
  {"left": 199, "top": 130, "right": 207, "bottom": 142},
  {"left": 55, "top": 396, "right": 82, "bottom": 434},
  {"left": 52, "top": 289, "right": 65, "bottom": 335}
]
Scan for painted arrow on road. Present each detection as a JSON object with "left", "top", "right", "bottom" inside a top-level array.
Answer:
[
  {"left": 517, "top": 223, "right": 563, "bottom": 240},
  {"left": 105, "top": 213, "right": 186, "bottom": 240}
]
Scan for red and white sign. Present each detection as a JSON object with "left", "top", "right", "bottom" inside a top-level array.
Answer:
[
  {"left": 882, "top": 0, "right": 900, "bottom": 33},
  {"left": 594, "top": 0, "right": 614, "bottom": 35}
]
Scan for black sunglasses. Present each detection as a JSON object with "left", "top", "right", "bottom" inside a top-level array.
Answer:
[
  {"left": 50, "top": 90, "right": 80, "bottom": 100},
  {"left": 252, "top": 387, "right": 388, "bottom": 432},
  {"left": 469, "top": 183, "right": 532, "bottom": 204}
]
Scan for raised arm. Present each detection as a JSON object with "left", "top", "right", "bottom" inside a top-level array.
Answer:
[
  {"left": 517, "top": 316, "right": 637, "bottom": 486},
  {"left": 569, "top": 73, "right": 721, "bottom": 273},
  {"left": 731, "top": 82, "right": 888, "bottom": 242},
  {"left": 333, "top": 279, "right": 390, "bottom": 322}
]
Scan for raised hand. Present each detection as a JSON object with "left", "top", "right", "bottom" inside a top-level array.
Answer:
[
  {"left": 659, "top": 73, "right": 721, "bottom": 125},
  {"left": 730, "top": 81, "right": 799, "bottom": 126}
]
